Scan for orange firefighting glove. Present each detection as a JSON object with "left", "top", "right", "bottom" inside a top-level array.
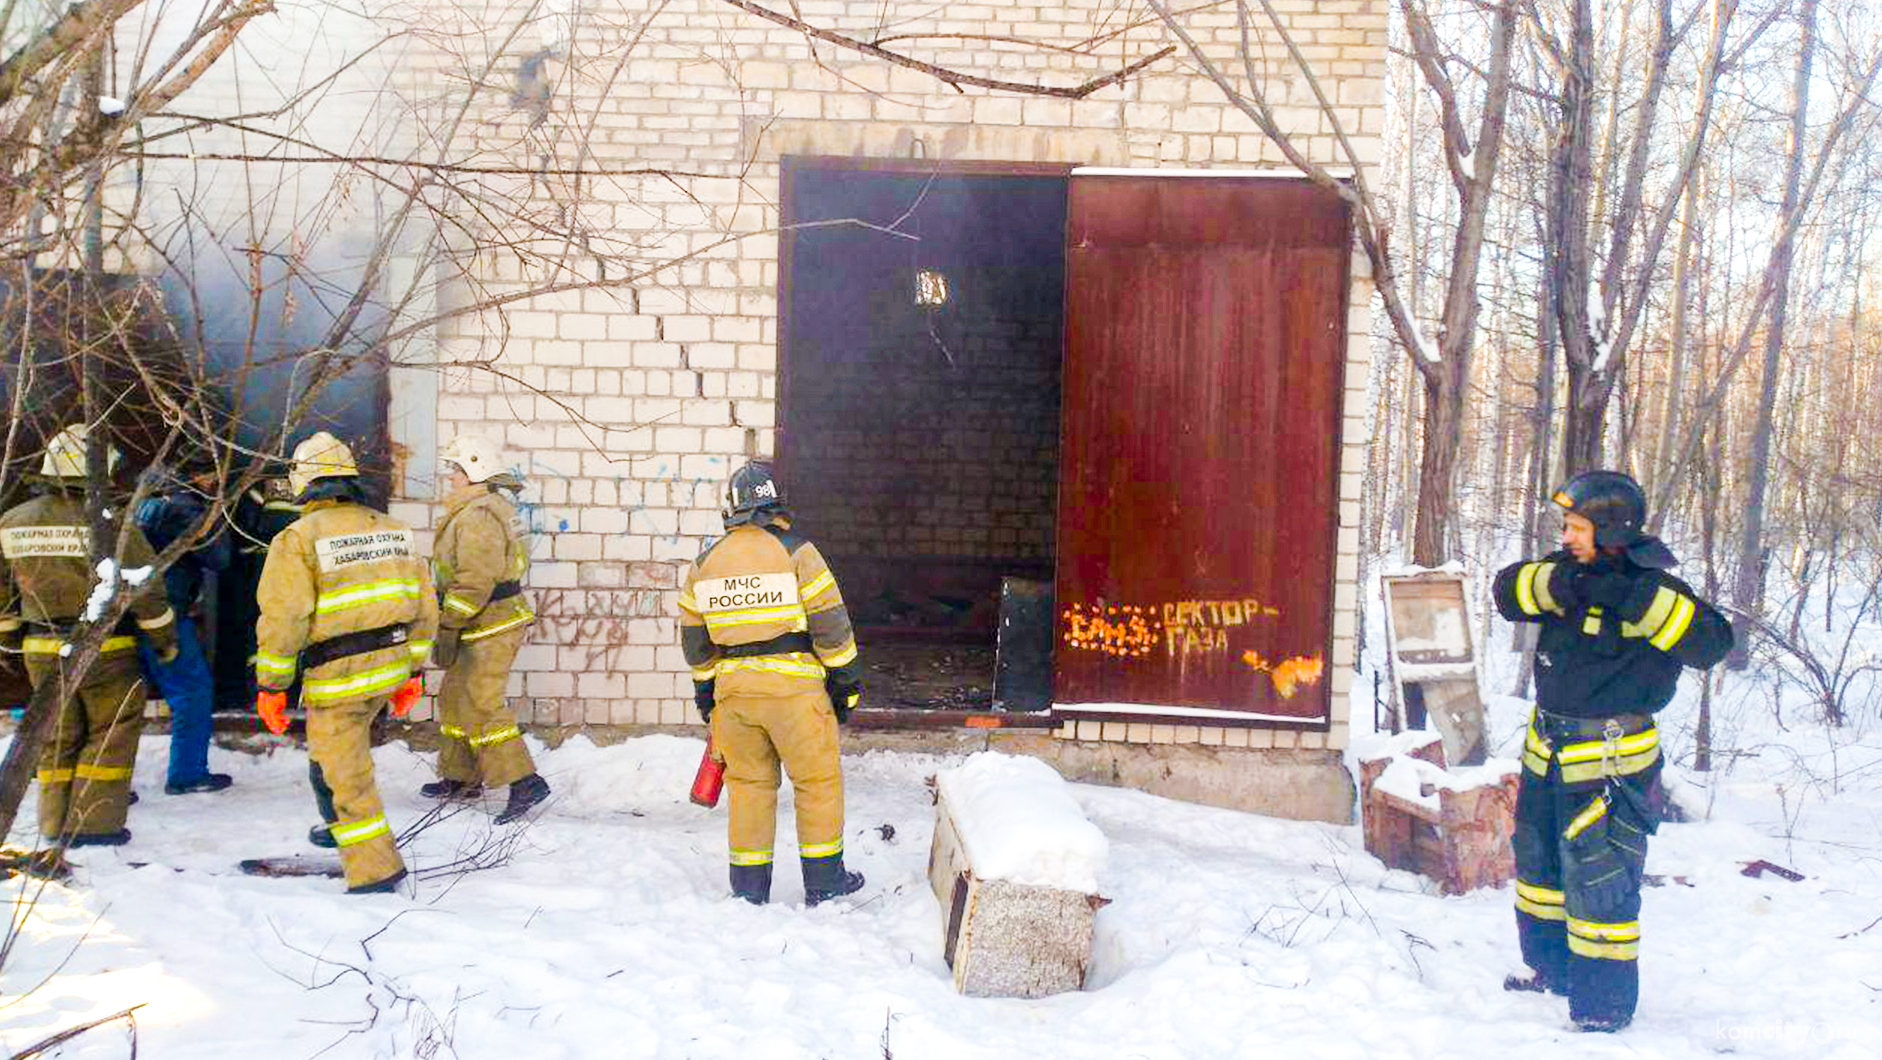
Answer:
[
  {"left": 390, "top": 674, "right": 423, "bottom": 718},
  {"left": 256, "top": 689, "right": 289, "bottom": 735}
]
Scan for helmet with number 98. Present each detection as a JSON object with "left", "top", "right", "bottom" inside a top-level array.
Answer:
[{"left": 722, "top": 462, "right": 783, "bottom": 527}]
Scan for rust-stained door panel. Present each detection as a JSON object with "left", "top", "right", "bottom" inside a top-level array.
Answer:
[{"left": 1054, "top": 176, "right": 1349, "bottom": 724}]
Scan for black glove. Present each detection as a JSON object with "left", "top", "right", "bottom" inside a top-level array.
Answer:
[
  {"left": 824, "top": 675, "right": 861, "bottom": 723},
  {"left": 1574, "top": 568, "right": 1636, "bottom": 610},
  {"left": 1565, "top": 791, "right": 1648, "bottom": 916},
  {"left": 433, "top": 628, "right": 461, "bottom": 668},
  {"left": 693, "top": 679, "right": 715, "bottom": 723},
  {"left": 1544, "top": 560, "right": 1583, "bottom": 612}
]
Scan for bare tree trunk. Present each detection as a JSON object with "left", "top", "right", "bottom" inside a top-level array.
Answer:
[
  {"left": 1550, "top": 0, "right": 1602, "bottom": 476},
  {"left": 1649, "top": 166, "right": 1700, "bottom": 511},
  {"left": 1727, "top": 0, "right": 1815, "bottom": 669},
  {"left": 1411, "top": 366, "right": 1465, "bottom": 566},
  {"left": 1403, "top": 0, "right": 1517, "bottom": 566},
  {"left": 1511, "top": 228, "right": 1561, "bottom": 698},
  {"left": 1398, "top": 360, "right": 1420, "bottom": 554},
  {"left": 1694, "top": 337, "right": 1725, "bottom": 771}
]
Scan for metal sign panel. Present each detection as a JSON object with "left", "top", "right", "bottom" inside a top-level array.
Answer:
[{"left": 1053, "top": 175, "right": 1350, "bottom": 726}]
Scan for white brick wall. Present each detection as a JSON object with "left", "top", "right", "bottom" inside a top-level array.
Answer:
[{"left": 393, "top": 0, "right": 1385, "bottom": 741}]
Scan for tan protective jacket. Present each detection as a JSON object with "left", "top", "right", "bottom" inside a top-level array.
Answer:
[
  {"left": 254, "top": 499, "right": 437, "bottom": 705},
  {"left": 433, "top": 484, "right": 533, "bottom": 642},
  {"left": 0, "top": 490, "right": 177, "bottom": 660},
  {"left": 678, "top": 521, "right": 858, "bottom": 699}
]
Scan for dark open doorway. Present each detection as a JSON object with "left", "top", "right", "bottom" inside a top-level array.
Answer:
[{"left": 778, "top": 159, "right": 1069, "bottom": 713}]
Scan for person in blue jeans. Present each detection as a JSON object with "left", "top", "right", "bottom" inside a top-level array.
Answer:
[{"left": 135, "top": 464, "right": 235, "bottom": 795}]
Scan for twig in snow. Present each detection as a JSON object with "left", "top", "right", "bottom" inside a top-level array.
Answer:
[
  {"left": 1839, "top": 913, "right": 1882, "bottom": 940},
  {"left": 1318, "top": 839, "right": 1381, "bottom": 938},
  {"left": 5, "top": 1005, "right": 143, "bottom": 1059},
  {"left": 1400, "top": 930, "right": 1434, "bottom": 981},
  {"left": 361, "top": 908, "right": 446, "bottom": 961}
]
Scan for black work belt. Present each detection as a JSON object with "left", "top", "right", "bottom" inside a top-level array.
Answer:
[
  {"left": 303, "top": 623, "right": 409, "bottom": 670},
  {"left": 721, "top": 632, "right": 813, "bottom": 658},
  {"left": 26, "top": 616, "right": 137, "bottom": 637},
  {"left": 440, "top": 580, "right": 522, "bottom": 606},
  {"left": 1536, "top": 709, "right": 1651, "bottom": 740}
]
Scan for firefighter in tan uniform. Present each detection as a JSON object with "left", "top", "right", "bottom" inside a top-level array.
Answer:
[
  {"left": 253, "top": 433, "right": 436, "bottom": 894},
  {"left": 0, "top": 425, "right": 178, "bottom": 847},
  {"left": 423, "top": 435, "right": 549, "bottom": 823},
  {"left": 679, "top": 463, "right": 865, "bottom": 906}
]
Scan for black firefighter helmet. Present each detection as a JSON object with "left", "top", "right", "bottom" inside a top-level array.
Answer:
[
  {"left": 723, "top": 462, "right": 785, "bottom": 526},
  {"left": 1552, "top": 470, "right": 1647, "bottom": 550}
]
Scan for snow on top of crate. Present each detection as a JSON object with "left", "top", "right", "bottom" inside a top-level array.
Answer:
[
  {"left": 936, "top": 752, "right": 1108, "bottom": 893},
  {"left": 1374, "top": 755, "right": 1521, "bottom": 812},
  {"left": 1380, "top": 561, "right": 1468, "bottom": 578},
  {"left": 1351, "top": 729, "right": 1445, "bottom": 764}
]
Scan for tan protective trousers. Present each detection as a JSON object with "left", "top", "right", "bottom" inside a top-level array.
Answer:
[
  {"left": 25, "top": 651, "right": 145, "bottom": 840},
  {"left": 711, "top": 686, "right": 844, "bottom": 864},
  {"left": 307, "top": 696, "right": 405, "bottom": 889},
  {"left": 436, "top": 625, "right": 533, "bottom": 788}
]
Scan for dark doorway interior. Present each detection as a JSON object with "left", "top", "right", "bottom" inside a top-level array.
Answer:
[{"left": 779, "top": 161, "right": 1068, "bottom": 711}]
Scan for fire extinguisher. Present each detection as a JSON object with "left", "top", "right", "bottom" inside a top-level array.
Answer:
[{"left": 690, "top": 736, "right": 725, "bottom": 808}]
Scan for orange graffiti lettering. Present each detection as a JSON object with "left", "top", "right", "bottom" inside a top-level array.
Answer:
[{"left": 1240, "top": 650, "right": 1325, "bottom": 698}]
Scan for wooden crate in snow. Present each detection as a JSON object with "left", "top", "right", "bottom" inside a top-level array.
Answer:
[
  {"left": 1358, "top": 732, "right": 1519, "bottom": 896},
  {"left": 926, "top": 785, "right": 1105, "bottom": 998}
]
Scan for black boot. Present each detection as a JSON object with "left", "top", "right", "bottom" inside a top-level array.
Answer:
[
  {"left": 310, "top": 762, "right": 341, "bottom": 820},
  {"left": 1574, "top": 1014, "right": 1633, "bottom": 1033},
  {"left": 346, "top": 868, "right": 408, "bottom": 895},
  {"left": 1503, "top": 970, "right": 1567, "bottom": 996},
  {"left": 308, "top": 762, "right": 341, "bottom": 848},
  {"left": 731, "top": 863, "right": 773, "bottom": 905},
  {"left": 801, "top": 852, "right": 864, "bottom": 906},
  {"left": 420, "top": 778, "right": 482, "bottom": 800},
  {"left": 68, "top": 829, "right": 132, "bottom": 847},
  {"left": 166, "top": 773, "right": 234, "bottom": 795},
  {"left": 494, "top": 773, "right": 550, "bottom": 824}
]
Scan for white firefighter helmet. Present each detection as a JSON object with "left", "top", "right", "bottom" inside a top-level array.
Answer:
[
  {"left": 40, "top": 423, "right": 118, "bottom": 478},
  {"left": 288, "top": 431, "right": 359, "bottom": 498},
  {"left": 440, "top": 434, "right": 505, "bottom": 484}
]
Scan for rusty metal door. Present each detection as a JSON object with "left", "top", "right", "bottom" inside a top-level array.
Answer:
[{"left": 1054, "top": 174, "right": 1350, "bottom": 725}]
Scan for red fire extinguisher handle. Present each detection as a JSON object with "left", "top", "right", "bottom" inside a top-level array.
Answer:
[{"left": 690, "top": 736, "right": 725, "bottom": 808}]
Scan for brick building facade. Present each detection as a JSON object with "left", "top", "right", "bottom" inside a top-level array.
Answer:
[{"left": 134, "top": 0, "right": 1388, "bottom": 821}]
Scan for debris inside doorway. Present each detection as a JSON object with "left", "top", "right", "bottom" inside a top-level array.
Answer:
[{"left": 858, "top": 642, "right": 994, "bottom": 711}]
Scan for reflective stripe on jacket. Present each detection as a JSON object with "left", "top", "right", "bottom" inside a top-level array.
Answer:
[
  {"left": 255, "top": 500, "right": 438, "bottom": 704},
  {"left": 432, "top": 484, "right": 533, "bottom": 642},
  {"left": 678, "top": 521, "right": 857, "bottom": 699},
  {"left": 1492, "top": 549, "right": 1731, "bottom": 719}
]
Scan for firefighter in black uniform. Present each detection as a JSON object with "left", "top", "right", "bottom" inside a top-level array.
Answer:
[{"left": 1493, "top": 470, "right": 1732, "bottom": 1032}]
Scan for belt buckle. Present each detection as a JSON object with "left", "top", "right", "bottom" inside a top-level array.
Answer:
[{"left": 1600, "top": 718, "right": 1624, "bottom": 777}]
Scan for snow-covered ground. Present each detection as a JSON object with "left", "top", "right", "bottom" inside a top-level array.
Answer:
[{"left": 2, "top": 631, "right": 1879, "bottom": 1057}]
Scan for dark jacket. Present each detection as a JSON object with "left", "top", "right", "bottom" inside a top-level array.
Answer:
[
  {"left": 134, "top": 488, "right": 230, "bottom": 612},
  {"left": 1494, "top": 544, "right": 1732, "bottom": 719}
]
